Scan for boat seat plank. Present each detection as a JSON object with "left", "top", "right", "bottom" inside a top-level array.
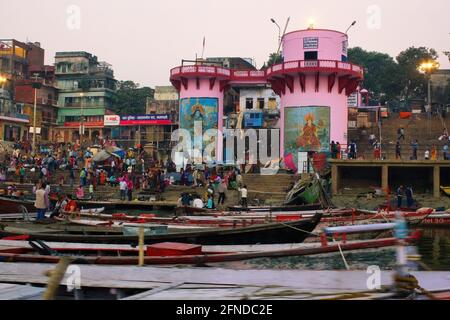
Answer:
[
  {"left": 0, "top": 283, "right": 44, "bottom": 300},
  {"left": 0, "top": 263, "right": 449, "bottom": 293}
]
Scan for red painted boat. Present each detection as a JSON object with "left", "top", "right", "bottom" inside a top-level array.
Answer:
[
  {"left": 0, "top": 196, "right": 35, "bottom": 214},
  {"left": 0, "top": 233, "right": 420, "bottom": 266}
]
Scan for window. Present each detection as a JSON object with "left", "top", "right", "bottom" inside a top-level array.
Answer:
[
  {"left": 245, "top": 98, "right": 253, "bottom": 109},
  {"left": 304, "top": 51, "right": 318, "bottom": 60},
  {"left": 268, "top": 98, "right": 277, "bottom": 109},
  {"left": 257, "top": 98, "right": 265, "bottom": 109}
]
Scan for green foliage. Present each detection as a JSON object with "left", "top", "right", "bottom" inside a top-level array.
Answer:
[
  {"left": 113, "top": 80, "right": 154, "bottom": 115},
  {"left": 396, "top": 47, "right": 438, "bottom": 100},
  {"left": 265, "top": 53, "right": 283, "bottom": 68},
  {"left": 348, "top": 47, "right": 402, "bottom": 104},
  {"left": 348, "top": 46, "right": 439, "bottom": 104}
]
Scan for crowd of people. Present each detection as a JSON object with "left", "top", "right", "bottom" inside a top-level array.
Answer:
[
  {"left": 330, "top": 127, "right": 450, "bottom": 161},
  {"left": 176, "top": 165, "right": 247, "bottom": 209}
]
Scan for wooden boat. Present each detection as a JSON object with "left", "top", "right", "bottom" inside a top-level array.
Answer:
[
  {"left": 440, "top": 186, "right": 450, "bottom": 197},
  {"left": 61, "top": 207, "right": 436, "bottom": 230},
  {"left": 0, "top": 196, "right": 35, "bottom": 214},
  {"left": 285, "top": 177, "right": 321, "bottom": 206},
  {"left": 0, "top": 232, "right": 420, "bottom": 266},
  {"left": 0, "top": 212, "right": 322, "bottom": 245},
  {"left": 226, "top": 203, "right": 323, "bottom": 212},
  {"left": 80, "top": 207, "right": 105, "bottom": 214},
  {"left": 419, "top": 213, "right": 450, "bottom": 227}
]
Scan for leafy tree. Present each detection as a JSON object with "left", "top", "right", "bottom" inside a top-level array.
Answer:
[
  {"left": 348, "top": 46, "right": 439, "bottom": 104},
  {"left": 264, "top": 53, "right": 283, "bottom": 68},
  {"left": 348, "top": 47, "right": 403, "bottom": 104},
  {"left": 113, "top": 80, "right": 154, "bottom": 115},
  {"left": 396, "top": 47, "right": 438, "bottom": 100}
]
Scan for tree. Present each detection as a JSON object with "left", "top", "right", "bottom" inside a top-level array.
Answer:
[
  {"left": 113, "top": 80, "right": 154, "bottom": 115},
  {"left": 264, "top": 52, "right": 283, "bottom": 68},
  {"left": 348, "top": 47, "right": 403, "bottom": 104},
  {"left": 396, "top": 47, "right": 438, "bottom": 100},
  {"left": 348, "top": 46, "right": 439, "bottom": 104}
]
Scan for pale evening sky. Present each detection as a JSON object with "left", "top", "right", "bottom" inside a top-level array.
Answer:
[{"left": 2, "top": 0, "right": 449, "bottom": 87}]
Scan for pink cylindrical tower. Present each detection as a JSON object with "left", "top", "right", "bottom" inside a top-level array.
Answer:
[
  {"left": 170, "top": 66, "right": 232, "bottom": 162},
  {"left": 267, "top": 28, "right": 363, "bottom": 165}
]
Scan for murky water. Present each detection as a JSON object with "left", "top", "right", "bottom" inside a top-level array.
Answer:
[
  {"left": 416, "top": 228, "right": 450, "bottom": 271},
  {"left": 119, "top": 209, "right": 450, "bottom": 271}
]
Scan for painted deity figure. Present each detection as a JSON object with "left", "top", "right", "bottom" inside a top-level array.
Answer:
[{"left": 296, "top": 113, "right": 321, "bottom": 151}]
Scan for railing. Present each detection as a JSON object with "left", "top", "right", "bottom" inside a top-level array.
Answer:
[
  {"left": 170, "top": 60, "right": 364, "bottom": 84},
  {"left": 266, "top": 60, "right": 364, "bottom": 77}
]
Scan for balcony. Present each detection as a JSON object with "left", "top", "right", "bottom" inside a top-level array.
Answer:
[
  {"left": 266, "top": 60, "right": 364, "bottom": 78},
  {"left": 0, "top": 111, "right": 30, "bottom": 123}
]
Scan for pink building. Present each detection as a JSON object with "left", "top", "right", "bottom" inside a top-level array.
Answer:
[{"left": 170, "top": 27, "right": 363, "bottom": 165}]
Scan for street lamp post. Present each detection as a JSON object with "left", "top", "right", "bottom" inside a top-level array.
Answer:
[
  {"left": 418, "top": 60, "right": 440, "bottom": 137},
  {"left": 0, "top": 76, "right": 6, "bottom": 114},
  {"left": 270, "top": 18, "right": 281, "bottom": 48},
  {"left": 345, "top": 21, "right": 357, "bottom": 34},
  {"left": 79, "top": 92, "right": 85, "bottom": 141},
  {"left": 31, "top": 75, "right": 42, "bottom": 156}
]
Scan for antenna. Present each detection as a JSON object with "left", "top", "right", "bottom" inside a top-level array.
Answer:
[{"left": 276, "top": 17, "right": 290, "bottom": 56}]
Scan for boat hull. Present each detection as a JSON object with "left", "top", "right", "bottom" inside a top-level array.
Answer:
[
  {"left": 0, "top": 213, "right": 322, "bottom": 245},
  {"left": 0, "top": 196, "right": 35, "bottom": 214}
]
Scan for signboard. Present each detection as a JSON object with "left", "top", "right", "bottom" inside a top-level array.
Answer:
[
  {"left": 104, "top": 115, "right": 120, "bottom": 126},
  {"left": 342, "top": 40, "right": 348, "bottom": 55},
  {"left": 303, "top": 37, "right": 319, "bottom": 49},
  {"left": 120, "top": 114, "right": 172, "bottom": 126},
  {"left": 29, "top": 127, "right": 41, "bottom": 134},
  {"left": 347, "top": 92, "right": 359, "bottom": 107},
  {"left": 64, "top": 121, "right": 104, "bottom": 128}
]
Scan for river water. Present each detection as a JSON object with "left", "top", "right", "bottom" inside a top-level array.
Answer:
[{"left": 121, "top": 209, "right": 450, "bottom": 271}]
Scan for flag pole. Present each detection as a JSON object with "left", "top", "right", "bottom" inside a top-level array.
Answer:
[{"left": 201, "top": 37, "right": 206, "bottom": 59}]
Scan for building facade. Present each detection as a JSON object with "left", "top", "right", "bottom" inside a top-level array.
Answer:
[
  {"left": 144, "top": 86, "right": 179, "bottom": 159},
  {"left": 170, "top": 27, "right": 363, "bottom": 167},
  {"left": 54, "top": 51, "right": 117, "bottom": 143}
]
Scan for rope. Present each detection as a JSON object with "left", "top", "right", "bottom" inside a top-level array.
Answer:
[
  {"left": 393, "top": 274, "right": 438, "bottom": 300},
  {"left": 278, "top": 221, "right": 320, "bottom": 237},
  {"left": 278, "top": 221, "right": 350, "bottom": 270},
  {"left": 331, "top": 237, "right": 350, "bottom": 270}
]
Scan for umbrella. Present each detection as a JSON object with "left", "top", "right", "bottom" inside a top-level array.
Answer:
[
  {"left": 92, "top": 150, "right": 112, "bottom": 163},
  {"left": 112, "top": 149, "right": 126, "bottom": 159}
]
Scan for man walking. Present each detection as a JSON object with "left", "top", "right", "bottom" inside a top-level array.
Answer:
[
  {"left": 119, "top": 179, "right": 128, "bottom": 201},
  {"left": 396, "top": 186, "right": 404, "bottom": 209},
  {"left": 411, "top": 140, "right": 418, "bottom": 160},
  {"left": 398, "top": 128, "right": 405, "bottom": 141},
  {"left": 34, "top": 183, "right": 49, "bottom": 221},
  {"left": 217, "top": 181, "right": 227, "bottom": 206},
  {"left": 395, "top": 141, "right": 401, "bottom": 160},
  {"left": 239, "top": 185, "right": 248, "bottom": 208},
  {"left": 405, "top": 186, "right": 414, "bottom": 208}
]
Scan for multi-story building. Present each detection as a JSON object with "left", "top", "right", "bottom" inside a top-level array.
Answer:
[
  {"left": 144, "top": 86, "right": 179, "bottom": 160},
  {"left": 15, "top": 77, "right": 59, "bottom": 143},
  {"left": 54, "top": 51, "right": 116, "bottom": 143},
  {"left": 0, "top": 40, "right": 47, "bottom": 142}
]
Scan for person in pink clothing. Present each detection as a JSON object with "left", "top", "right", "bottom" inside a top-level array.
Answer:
[{"left": 127, "top": 179, "right": 134, "bottom": 201}]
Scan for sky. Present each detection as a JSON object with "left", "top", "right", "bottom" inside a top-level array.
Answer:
[{"left": 1, "top": 0, "right": 449, "bottom": 87}]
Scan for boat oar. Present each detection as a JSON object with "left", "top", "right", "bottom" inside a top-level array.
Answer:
[{"left": 42, "top": 257, "right": 71, "bottom": 300}]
